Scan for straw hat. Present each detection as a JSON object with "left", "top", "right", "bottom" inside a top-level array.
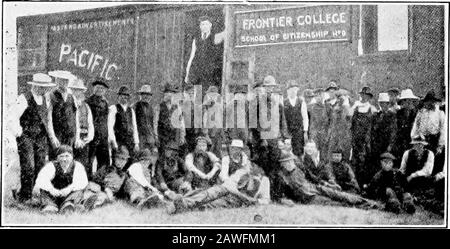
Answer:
[
  {"left": 399, "top": 89, "right": 419, "bottom": 100},
  {"left": 263, "top": 75, "right": 276, "bottom": 87},
  {"left": 138, "top": 85, "right": 152, "bottom": 95},
  {"left": 27, "top": 73, "right": 56, "bottom": 87},
  {"left": 230, "top": 139, "right": 244, "bottom": 148},
  {"left": 325, "top": 81, "right": 339, "bottom": 91},
  {"left": 378, "top": 92, "right": 390, "bottom": 102},
  {"left": 48, "top": 70, "right": 75, "bottom": 80},
  {"left": 68, "top": 78, "right": 87, "bottom": 91}
]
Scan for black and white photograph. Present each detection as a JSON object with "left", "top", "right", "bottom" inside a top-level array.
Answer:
[{"left": 1, "top": 0, "right": 448, "bottom": 229}]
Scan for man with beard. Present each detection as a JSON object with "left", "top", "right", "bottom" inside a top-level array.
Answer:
[
  {"left": 185, "top": 136, "right": 221, "bottom": 190},
  {"left": 85, "top": 79, "right": 110, "bottom": 171},
  {"left": 156, "top": 141, "right": 193, "bottom": 196}
]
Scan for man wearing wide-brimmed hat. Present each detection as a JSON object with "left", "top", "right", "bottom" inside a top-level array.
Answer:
[
  {"left": 399, "top": 135, "right": 435, "bottom": 194},
  {"left": 393, "top": 88, "right": 420, "bottom": 160},
  {"left": 370, "top": 92, "right": 398, "bottom": 167},
  {"left": 12, "top": 73, "right": 56, "bottom": 204},
  {"left": 283, "top": 79, "right": 309, "bottom": 157},
  {"left": 185, "top": 15, "right": 224, "bottom": 95},
  {"left": 69, "top": 78, "right": 95, "bottom": 178},
  {"left": 108, "top": 85, "right": 139, "bottom": 157},
  {"left": 346, "top": 86, "right": 378, "bottom": 186},
  {"left": 411, "top": 91, "right": 446, "bottom": 154},
  {"left": 47, "top": 70, "right": 77, "bottom": 160},
  {"left": 85, "top": 78, "right": 110, "bottom": 171},
  {"left": 134, "top": 84, "right": 158, "bottom": 150}
]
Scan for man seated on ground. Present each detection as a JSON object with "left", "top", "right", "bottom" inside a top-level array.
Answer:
[
  {"left": 363, "top": 152, "right": 415, "bottom": 214},
  {"left": 325, "top": 149, "right": 360, "bottom": 194},
  {"left": 276, "top": 150, "right": 381, "bottom": 209},
  {"left": 301, "top": 140, "right": 341, "bottom": 190},
  {"left": 156, "top": 141, "right": 193, "bottom": 197},
  {"left": 185, "top": 136, "right": 221, "bottom": 189},
  {"left": 166, "top": 139, "right": 270, "bottom": 214},
  {"left": 399, "top": 135, "right": 434, "bottom": 195},
  {"left": 85, "top": 145, "right": 131, "bottom": 207},
  {"left": 124, "top": 148, "right": 167, "bottom": 209},
  {"left": 32, "top": 145, "right": 92, "bottom": 213}
]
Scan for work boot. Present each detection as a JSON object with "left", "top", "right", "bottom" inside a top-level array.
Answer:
[
  {"left": 278, "top": 198, "right": 295, "bottom": 207},
  {"left": 83, "top": 195, "right": 99, "bottom": 211},
  {"left": 137, "top": 194, "right": 161, "bottom": 209},
  {"left": 402, "top": 193, "right": 416, "bottom": 215},
  {"left": 60, "top": 202, "right": 76, "bottom": 214},
  {"left": 41, "top": 205, "right": 59, "bottom": 214},
  {"left": 385, "top": 198, "right": 401, "bottom": 214}
]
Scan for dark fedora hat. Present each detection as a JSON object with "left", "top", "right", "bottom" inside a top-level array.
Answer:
[
  {"left": 117, "top": 85, "right": 131, "bottom": 96},
  {"left": 163, "top": 83, "right": 181, "bottom": 93},
  {"left": 380, "top": 152, "right": 396, "bottom": 161},
  {"left": 92, "top": 79, "right": 109, "bottom": 89},
  {"left": 286, "top": 80, "right": 299, "bottom": 90},
  {"left": 198, "top": 15, "right": 211, "bottom": 23},
  {"left": 422, "top": 91, "right": 441, "bottom": 103},
  {"left": 359, "top": 86, "right": 374, "bottom": 97}
]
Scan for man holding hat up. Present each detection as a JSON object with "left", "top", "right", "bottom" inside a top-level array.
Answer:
[
  {"left": 86, "top": 79, "right": 110, "bottom": 170},
  {"left": 47, "top": 70, "right": 77, "bottom": 160},
  {"left": 13, "top": 73, "right": 56, "bottom": 203},
  {"left": 134, "top": 84, "right": 158, "bottom": 150},
  {"left": 283, "top": 80, "right": 309, "bottom": 156},
  {"left": 69, "top": 78, "right": 95, "bottom": 178},
  {"left": 185, "top": 15, "right": 225, "bottom": 94},
  {"left": 108, "top": 85, "right": 139, "bottom": 156}
]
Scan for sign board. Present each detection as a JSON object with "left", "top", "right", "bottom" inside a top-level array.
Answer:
[
  {"left": 235, "top": 5, "right": 352, "bottom": 47},
  {"left": 46, "top": 16, "right": 136, "bottom": 93}
]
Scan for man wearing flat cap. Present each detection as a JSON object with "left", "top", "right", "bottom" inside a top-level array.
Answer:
[
  {"left": 108, "top": 85, "right": 139, "bottom": 158},
  {"left": 47, "top": 70, "right": 77, "bottom": 160},
  {"left": 12, "top": 73, "right": 56, "bottom": 204},
  {"left": 86, "top": 79, "right": 110, "bottom": 170},
  {"left": 185, "top": 15, "right": 225, "bottom": 95}
]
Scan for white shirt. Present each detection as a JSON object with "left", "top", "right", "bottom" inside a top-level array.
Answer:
[
  {"left": 108, "top": 104, "right": 139, "bottom": 145},
  {"left": 33, "top": 161, "right": 88, "bottom": 194},
  {"left": 347, "top": 100, "right": 378, "bottom": 116},
  {"left": 73, "top": 96, "right": 95, "bottom": 144},
  {"left": 399, "top": 149, "right": 435, "bottom": 178},
  {"left": 411, "top": 107, "right": 446, "bottom": 146},
  {"left": 127, "top": 162, "right": 152, "bottom": 188},
  {"left": 286, "top": 96, "right": 309, "bottom": 132}
]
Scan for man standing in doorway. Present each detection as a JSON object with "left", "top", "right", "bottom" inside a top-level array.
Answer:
[{"left": 185, "top": 15, "right": 225, "bottom": 95}]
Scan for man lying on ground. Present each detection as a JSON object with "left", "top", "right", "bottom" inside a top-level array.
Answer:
[{"left": 166, "top": 139, "right": 270, "bottom": 214}]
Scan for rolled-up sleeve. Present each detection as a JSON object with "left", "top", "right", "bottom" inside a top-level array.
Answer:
[
  {"left": 70, "top": 162, "right": 89, "bottom": 191},
  {"left": 33, "top": 163, "right": 56, "bottom": 193},
  {"left": 413, "top": 152, "right": 434, "bottom": 178}
]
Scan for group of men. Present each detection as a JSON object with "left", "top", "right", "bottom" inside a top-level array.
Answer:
[{"left": 10, "top": 71, "right": 446, "bottom": 216}]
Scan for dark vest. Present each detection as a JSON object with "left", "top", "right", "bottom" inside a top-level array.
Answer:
[
  {"left": 228, "top": 156, "right": 243, "bottom": 176},
  {"left": 158, "top": 102, "right": 178, "bottom": 141},
  {"left": 20, "top": 92, "right": 49, "bottom": 139},
  {"left": 191, "top": 33, "right": 219, "bottom": 76},
  {"left": 135, "top": 101, "right": 154, "bottom": 139},
  {"left": 51, "top": 91, "right": 77, "bottom": 139},
  {"left": 86, "top": 95, "right": 109, "bottom": 141},
  {"left": 405, "top": 149, "right": 430, "bottom": 176},
  {"left": 114, "top": 104, "right": 134, "bottom": 145},
  {"left": 284, "top": 98, "right": 304, "bottom": 132},
  {"left": 51, "top": 161, "right": 76, "bottom": 190}
]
